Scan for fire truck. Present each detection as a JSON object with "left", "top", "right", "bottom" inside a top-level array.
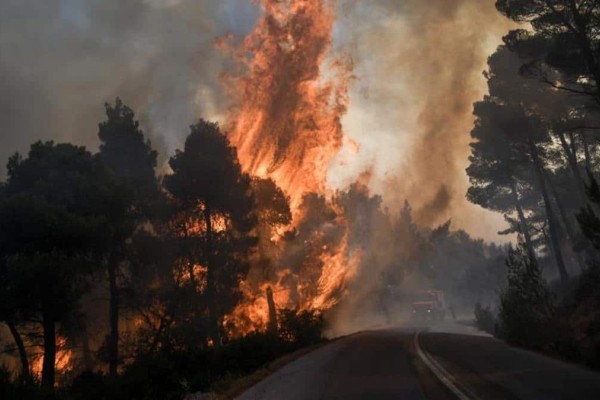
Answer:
[{"left": 410, "top": 290, "right": 446, "bottom": 320}]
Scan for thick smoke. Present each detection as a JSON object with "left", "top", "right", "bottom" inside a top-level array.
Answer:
[
  {"left": 331, "top": 0, "right": 515, "bottom": 240},
  {"left": 1, "top": 0, "right": 514, "bottom": 241},
  {"left": 1, "top": 0, "right": 518, "bottom": 339},
  {"left": 0, "top": 0, "right": 258, "bottom": 176}
]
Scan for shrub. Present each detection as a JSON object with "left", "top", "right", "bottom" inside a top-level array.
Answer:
[
  {"left": 0, "top": 365, "right": 55, "bottom": 400},
  {"left": 498, "top": 244, "right": 555, "bottom": 350},
  {"left": 278, "top": 308, "right": 324, "bottom": 347},
  {"left": 474, "top": 302, "right": 496, "bottom": 334},
  {"left": 217, "top": 332, "right": 285, "bottom": 375},
  {"left": 561, "top": 262, "right": 600, "bottom": 368}
]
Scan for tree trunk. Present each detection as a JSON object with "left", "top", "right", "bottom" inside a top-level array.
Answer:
[
  {"left": 148, "top": 314, "right": 174, "bottom": 354},
  {"left": 527, "top": 133, "right": 569, "bottom": 282},
  {"left": 81, "top": 324, "right": 93, "bottom": 372},
  {"left": 266, "top": 286, "right": 277, "bottom": 335},
  {"left": 556, "top": 130, "right": 587, "bottom": 201},
  {"left": 108, "top": 255, "right": 119, "bottom": 377},
  {"left": 7, "top": 320, "right": 30, "bottom": 382},
  {"left": 41, "top": 308, "right": 56, "bottom": 388},
  {"left": 510, "top": 181, "right": 536, "bottom": 261},
  {"left": 204, "top": 206, "right": 221, "bottom": 347},
  {"left": 582, "top": 132, "right": 592, "bottom": 172},
  {"left": 544, "top": 169, "right": 586, "bottom": 272},
  {"left": 568, "top": 1, "right": 600, "bottom": 102}
]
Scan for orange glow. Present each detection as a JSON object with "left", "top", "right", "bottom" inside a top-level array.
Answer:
[
  {"left": 31, "top": 336, "right": 73, "bottom": 383},
  {"left": 224, "top": 270, "right": 294, "bottom": 336},
  {"left": 176, "top": 209, "right": 228, "bottom": 238},
  {"left": 222, "top": 0, "right": 352, "bottom": 213},
  {"left": 309, "top": 233, "right": 362, "bottom": 310},
  {"left": 173, "top": 263, "right": 208, "bottom": 291},
  {"left": 218, "top": 0, "right": 361, "bottom": 337}
]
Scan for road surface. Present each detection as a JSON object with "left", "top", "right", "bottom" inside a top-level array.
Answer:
[{"left": 236, "top": 321, "right": 600, "bottom": 400}]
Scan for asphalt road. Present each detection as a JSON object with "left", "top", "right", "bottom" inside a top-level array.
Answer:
[{"left": 236, "top": 322, "right": 600, "bottom": 400}]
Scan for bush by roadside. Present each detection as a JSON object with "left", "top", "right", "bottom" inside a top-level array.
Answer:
[
  {"left": 0, "top": 308, "right": 326, "bottom": 400},
  {"left": 473, "top": 243, "right": 600, "bottom": 370},
  {"left": 498, "top": 245, "right": 556, "bottom": 351},
  {"left": 474, "top": 302, "right": 496, "bottom": 335}
]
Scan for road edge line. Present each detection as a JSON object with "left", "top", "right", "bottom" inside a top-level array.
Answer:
[{"left": 414, "top": 330, "right": 478, "bottom": 400}]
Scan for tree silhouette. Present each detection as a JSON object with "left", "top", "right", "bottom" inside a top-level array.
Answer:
[
  {"left": 97, "top": 98, "right": 159, "bottom": 376},
  {"left": 164, "top": 120, "right": 256, "bottom": 345},
  {"left": 499, "top": 242, "right": 555, "bottom": 350},
  {"left": 497, "top": 0, "right": 600, "bottom": 103},
  {"left": 467, "top": 45, "right": 572, "bottom": 282},
  {"left": 0, "top": 141, "right": 124, "bottom": 387}
]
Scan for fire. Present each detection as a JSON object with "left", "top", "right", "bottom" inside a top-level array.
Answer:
[
  {"left": 224, "top": 270, "right": 294, "bottom": 336},
  {"left": 309, "top": 234, "right": 362, "bottom": 310},
  {"left": 222, "top": 0, "right": 352, "bottom": 213},
  {"left": 173, "top": 263, "right": 208, "bottom": 291},
  {"left": 218, "top": 0, "right": 361, "bottom": 336},
  {"left": 32, "top": 336, "right": 73, "bottom": 382}
]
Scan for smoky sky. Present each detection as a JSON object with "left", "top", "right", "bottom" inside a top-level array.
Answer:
[
  {"left": 0, "top": 0, "right": 258, "bottom": 176},
  {"left": 330, "top": 0, "right": 516, "bottom": 241},
  {"left": 1, "top": 0, "right": 515, "bottom": 241}
]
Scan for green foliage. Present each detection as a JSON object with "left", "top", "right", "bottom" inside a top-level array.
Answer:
[{"left": 499, "top": 243, "right": 555, "bottom": 350}]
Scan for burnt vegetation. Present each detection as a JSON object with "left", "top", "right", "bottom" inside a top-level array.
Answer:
[
  {"left": 0, "top": 96, "right": 512, "bottom": 399},
  {"left": 0, "top": 99, "right": 328, "bottom": 399}
]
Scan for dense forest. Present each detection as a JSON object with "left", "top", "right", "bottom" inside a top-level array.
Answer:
[
  {"left": 1, "top": 0, "right": 600, "bottom": 399},
  {"left": 469, "top": 0, "right": 600, "bottom": 370},
  {"left": 0, "top": 98, "right": 506, "bottom": 399}
]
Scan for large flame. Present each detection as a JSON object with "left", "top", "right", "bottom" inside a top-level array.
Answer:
[
  {"left": 219, "top": 0, "right": 360, "bottom": 336},
  {"left": 222, "top": 0, "right": 352, "bottom": 212}
]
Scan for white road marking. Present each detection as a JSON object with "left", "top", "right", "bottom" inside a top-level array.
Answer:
[{"left": 414, "top": 331, "right": 480, "bottom": 400}]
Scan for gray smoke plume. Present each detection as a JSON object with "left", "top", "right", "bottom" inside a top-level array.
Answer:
[
  {"left": 0, "top": 0, "right": 258, "bottom": 176},
  {"left": 331, "top": 0, "right": 515, "bottom": 241},
  {"left": 1, "top": 0, "right": 514, "bottom": 240}
]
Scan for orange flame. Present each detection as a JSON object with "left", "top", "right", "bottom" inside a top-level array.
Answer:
[
  {"left": 222, "top": 0, "right": 352, "bottom": 212},
  {"left": 31, "top": 336, "right": 73, "bottom": 383},
  {"left": 219, "top": 0, "right": 360, "bottom": 337}
]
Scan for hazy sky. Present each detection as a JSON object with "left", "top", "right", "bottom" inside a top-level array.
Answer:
[{"left": 0, "top": 0, "right": 515, "bottom": 242}]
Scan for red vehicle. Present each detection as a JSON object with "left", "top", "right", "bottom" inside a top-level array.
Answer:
[{"left": 411, "top": 290, "right": 446, "bottom": 320}]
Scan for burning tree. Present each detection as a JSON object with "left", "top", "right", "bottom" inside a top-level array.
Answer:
[
  {"left": 0, "top": 142, "right": 129, "bottom": 387},
  {"left": 214, "top": 0, "right": 361, "bottom": 335},
  {"left": 164, "top": 120, "right": 257, "bottom": 346}
]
